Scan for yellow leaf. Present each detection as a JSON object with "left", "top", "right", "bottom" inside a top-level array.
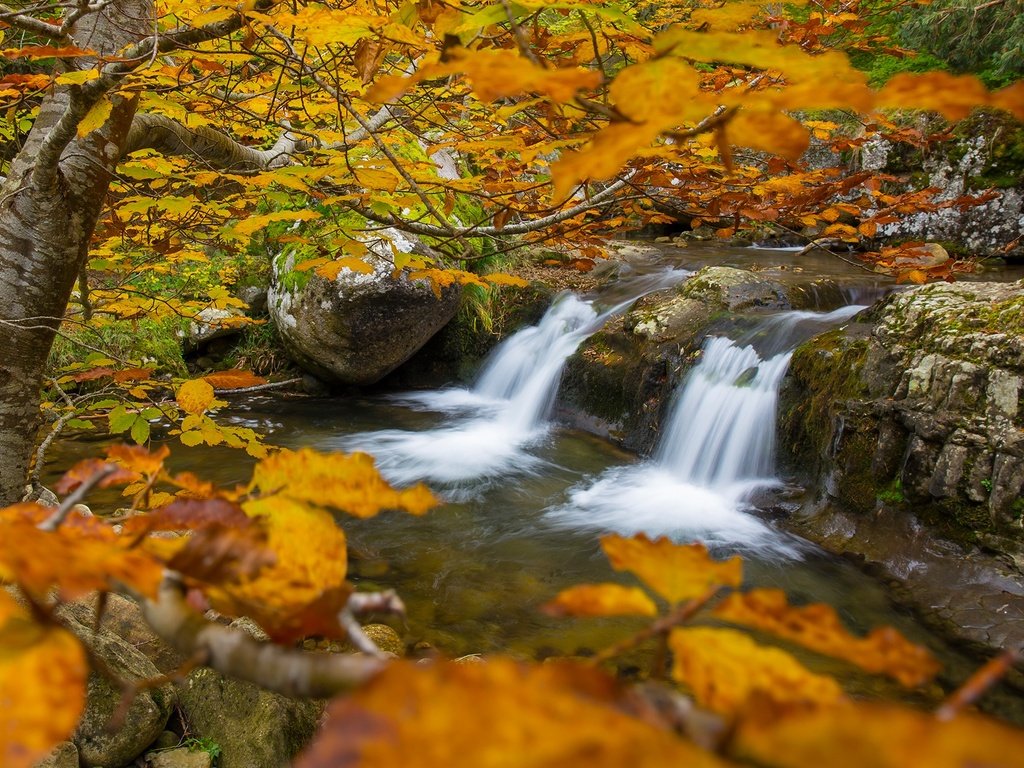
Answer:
[
  {"left": 232, "top": 210, "right": 321, "bottom": 237},
  {"left": 609, "top": 58, "right": 710, "bottom": 124},
  {"left": 993, "top": 81, "right": 1024, "bottom": 120},
  {"left": 249, "top": 448, "right": 436, "bottom": 518},
  {"left": 713, "top": 589, "right": 940, "bottom": 686},
  {"left": 727, "top": 110, "right": 809, "bottom": 161},
  {"left": 733, "top": 700, "right": 1024, "bottom": 768},
  {"left": 875, "top": 72, "right": 989, "bottom": 121},
  {"left": 316, "top": 257, "right": 375, "bottom": 280},
  {"left": 77, "top": 97, "right": 112, "bottom": 138},
  {"left": 670, "top": 627, "right": 844, "bottom": 715},
  {"left": 55, "top": 69, "right": 99, "bottom": 85},
  {"left": 543, "top": 583, "right": 658, "bottom": 618},
  {"left": 483, "top": 273, "right": 529, "bottom": 288},
  {"left": 601, "top": 534, "right": 742, "bottom": 604},
  {"left": 176, "top": 378, "right": 216, "bottom": 416},
  {"left": 551, "top": 122, "right": 662, "bottom": 201},
  {"left": 0, "top": 592, "right": 87, "bottom": 768},
  {"left": 296, "top": 658, "right": 731, "bottom": 768}
]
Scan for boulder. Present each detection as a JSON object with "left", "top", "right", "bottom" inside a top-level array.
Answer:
[
  {"left": 63, "top": 611, "right": 175, "bottom": 768},
  {"left": 146, "top": 747, "right": 214, "bottom": 768},
  {"left": 557, "top": 266, "right": 844, "bottom": 453},
  {"left": 32, "top": 742, "right": 79, "bottom": 768},
  {"left": 269, "top": 227, "right": 462, "bottom": 386},
  {"left": 781, "top": 280, "right": 1024, "bottom": 536},
  {"left": 176, "top": 667, "right": 321, "bottom": 768},
  {"left": 187, "top": 306, "right": 249, "bottom": 349}
]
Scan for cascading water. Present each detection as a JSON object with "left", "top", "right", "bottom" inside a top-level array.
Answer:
[
  {"left": 548, "top": 305, "right": 866, "bottom": 555},
  {"left": 338, "top": 268, "right": 686, "bottom": 493}
]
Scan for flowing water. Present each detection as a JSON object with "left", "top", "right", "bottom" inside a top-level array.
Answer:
[{"left": 44, "top": 244, "right": 1024, "bottom": 718}]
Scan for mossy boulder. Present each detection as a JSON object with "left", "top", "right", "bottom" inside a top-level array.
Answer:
[
  {"left": 176, "top": 667, "right": 322, "bottom": 768},
  {"left": 781, "top": 280, "right": 1024, "bottom": 543},
  {"left": 269, "top": 227, "right": 462, "bottom": 386}
]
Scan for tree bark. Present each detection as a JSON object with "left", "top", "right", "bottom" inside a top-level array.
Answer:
[{"left": 0, "top": 1, "right": 150, "bottom": 505}]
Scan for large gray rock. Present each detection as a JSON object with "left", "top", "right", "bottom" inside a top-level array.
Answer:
[
  {"left": 176, "top": 667, "right": 322, "bottom": 768},
  {"left": 558, "top": 266, "right": 843, "bottom": 453},
  {"left": 782, "top": 280, "right": 1024, "bottom": 535},
  {"left": 269, "top": 227, "right": 462, "bottom": 386},
  {"left": 64, "top": 611, "right": 175, "bottom": 768}
]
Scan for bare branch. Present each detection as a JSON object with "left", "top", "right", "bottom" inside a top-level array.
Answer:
[
  {"left": 0, "top": 4, "right": 65, "bottom": 40},
  {"left": 40, "top": 465, "right": 116, "bottom": 531},
  {"left": 142, "top": 575, "right": 386, "bottom": 699}
]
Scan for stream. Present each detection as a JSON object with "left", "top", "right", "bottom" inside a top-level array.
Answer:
[{"left": 47, "top": 242, "right": 1024, "bottom": 719}]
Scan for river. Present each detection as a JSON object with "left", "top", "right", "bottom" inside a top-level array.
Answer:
[{"left": 45, "top": 242, "right": 1024, "bottom": 719}]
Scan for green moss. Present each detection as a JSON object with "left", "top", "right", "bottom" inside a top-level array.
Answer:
[
  {"left": 877, "top": 478, "right": 905, "bottom": 505},
  {"left": 956, "top": 109, "right": 1024, "bottom": 190},
  {"left": 49, "top": 316, "right": 188, "bottom": 375},
  {"left": 785, "top": 329, "right": 870, "bottom": 456}
]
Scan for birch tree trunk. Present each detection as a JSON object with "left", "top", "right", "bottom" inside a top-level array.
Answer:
[{"left": 0, "top": 1, "right": 149, "bottom": 504}]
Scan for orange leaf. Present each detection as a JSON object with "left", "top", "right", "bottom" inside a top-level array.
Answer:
[
  {"left": 993, "top": 81, "right": 1024, "bottom": 121},
  {"left": 669, "top": 627, "right": 844, "bottom": 715},
  {"left": 106, "top": 444, "right": 170, "bottom": 476},
  {"left": 176, "top": 378, "right": 217, "bottom": 416},
  {"left": 543, "top": 583, "right": 658, "bottom": 618},
  {"left": 727, "top": 110, "right": 809, "bottom": 161},
  {"left": 316, "top": 257, "right": 375, "bottom": 280},
  {"left": 875, "top": 72, "right": 989, "bottom": 122},
  {"left": 112, "top": 367, "right": 155, "bottom": 383},
  {"left": 54, "top": 458, "right": 139, "bottom": 495},
  {"left": 482, "top": 273, "right": 529, "bottom": 288},
  {"left": 601, "top": 534, "right": 742, "bottom": 604},
  {"left": 70, "top": 366, "right": 114, "bottom": 382},
  {"left": 713, "top": 589, "right": 940, "bottom": 686},
  {"left": 249, "top": 448, "right": 436, "bottom": 518},
  {"left": 203, "top": 369, "right": 268, "bottom": 389},
  {"left": 295, "top": 658, "right": 730, "bottom": 768},
  {"left": 733, "top": 700, "right": 1024, "bottom": 768},
  {"left": 0, "top": 591, "right": 87, "bottom": 768}
]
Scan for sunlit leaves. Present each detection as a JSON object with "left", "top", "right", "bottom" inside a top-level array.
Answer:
[
  {"left": 297, "top": 658, "right": 730, "bottom": 768},
  {"left": 249, "top": 448, "right": 436, "bottom": 518},
  {"left": 543, "top": 583, "right": 658, "bottom": 618},
  {"left": 231, "top": 210, "right": 321, "bottom": 238},
  {"left": 732, "top": 701, "right": 1024, "bottom": 768},
  {"left": 669, "top": 627, "right": 844, "bottom": 715},
  {"left": 714, "top": 589, "right": 939, "bottom": 687},
  {"left": 0, "top": 505, "right": 164, "bottom": 600},
  {"left": 77, "top": 97, "right": 112, "bottom": 138},
  {"left": 601, "top": 534, "right": 742, "bottom": 604},
  {"left": 369, "top": 48, "right": 600, "bottom": 104},
  {"left": 0, "top": 591, "right": 87, "bottom": 768}
]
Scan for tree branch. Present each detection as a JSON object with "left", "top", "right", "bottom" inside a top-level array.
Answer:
[
  {"left": 123, "top": 113, "right": 297, "bottom": 170},
  {"left": 0, "top": 4, "right": 65, "bottom": 40},
  {"left": 141, "top": 575, "right": 386, "bottom": 698}
]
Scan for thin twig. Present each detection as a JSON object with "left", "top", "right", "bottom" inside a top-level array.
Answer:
[
  {"left": 936, "top": 648, "right": 1021, "bottom": 721},
  {"left": 40, "top": 466, "right": 117, "bottom": 531}
]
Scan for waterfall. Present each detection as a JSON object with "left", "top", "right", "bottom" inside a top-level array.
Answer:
[
  {"left": 339, "top": 269, "right": 685, "bottom": 492},
  {"left": 549, "top": 304, "right": 866, "bottom": 554}
]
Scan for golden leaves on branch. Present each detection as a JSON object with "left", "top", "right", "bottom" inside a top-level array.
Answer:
[
  {"left": 713, "top": 588, "right": 940, "bottom": 686},
  {"left": 0, "top": 591, "right": 87, "bottom": 768},
  {"left": 296, "top": 658, "right": 730, "bottom": 768}
]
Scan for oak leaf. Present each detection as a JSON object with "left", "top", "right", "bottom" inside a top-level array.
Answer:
[
  {"left": 732, "top": 700, "right": 1024, "bottom": 768},
  {"left": 543, "top": 583, "right": 658, "bottom": 618},
  {"left": 0, "top": 591, "right": 87, "bottom": 768},
  {"left": 601, "top": 534, "right": 742, "bottom": 604},
  {"left": 670, "top": 627, "right": 844, "bottom": 715},
  {"left": 713, "top": 589, "right": 940, "bottom": 686},
  {"left": 203, "top": 369, "right": 268, "bottom": 389},
  {"left": 249, "top": 448, "right": 436, "bottom": 518},
  {"left": 295, "top": 658, "right": 730, "bottom": 768}
]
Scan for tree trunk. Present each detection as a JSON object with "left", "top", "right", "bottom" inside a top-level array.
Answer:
[{"left": 0, "top": 1, "right": 150, "bottom": 505}]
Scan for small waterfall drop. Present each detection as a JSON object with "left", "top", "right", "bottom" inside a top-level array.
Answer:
[
  {"left": 340, "top": 268, "right": 686, "bottom": 492},
  {"left": 549, "top": 304, "right": 866, "bottom": 555}
]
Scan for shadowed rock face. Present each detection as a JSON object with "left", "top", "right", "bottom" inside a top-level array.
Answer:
[
  {"left": 782, "top": 280, "right": 1024, "bottom": 537},
  {"left": 269, "top": 229, "right": 462, "bottom": 386}
]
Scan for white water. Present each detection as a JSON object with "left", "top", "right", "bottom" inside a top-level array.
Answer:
[
  {"left": 548, "top": 304, "right": 867, "bottom": 555},
  {"left": 341, "top": 267, "right": 686, "bottom": 492}
]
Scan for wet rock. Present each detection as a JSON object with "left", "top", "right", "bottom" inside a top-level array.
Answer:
[
  {"left": 176, "top": 667, "right": 321, "bottom": 768},
  {"left": 269, "top": 227, "right": 462, "bottom": 386},
  {"left": 781, "top": 280, "right": 1024, "bottom": 540},
  {"left": 146, "top": 747, "right": 214, "bottom": 768},
  {"left": 558, "top": 266, "right": 843, "bottom": 453},
  {"left": 188, "top": 307, "right": 248, "bottom": 349},
  {"left": 33, "top": 742, "right": 79, "bottom": 768},
  {"left": 65, "top": 611, "right": 175, "bottom": 767}
]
